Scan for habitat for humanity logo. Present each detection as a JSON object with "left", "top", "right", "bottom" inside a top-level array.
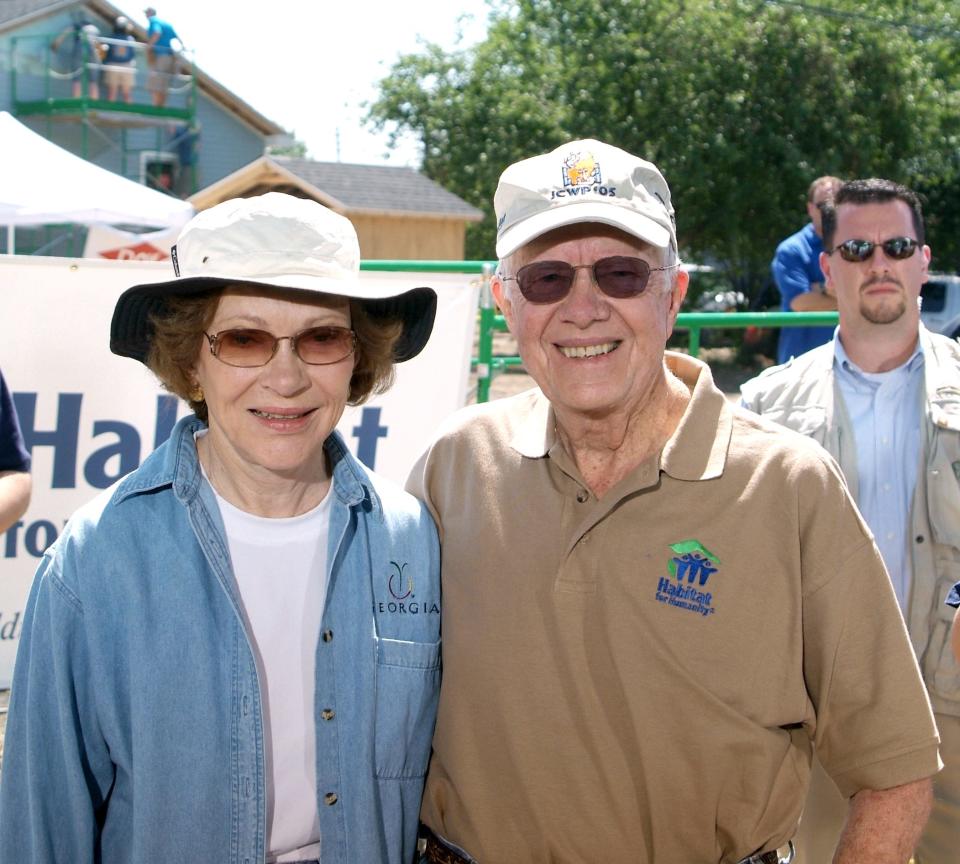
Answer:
[
  {"left": 551, "top": 150, "right": 618, "bottom": 200},
  {"left": 655, "top": 540, "right": 719, "bottom": 617},
  {"left": 375, "top": 561, "right": 439, "bottom": 616}
]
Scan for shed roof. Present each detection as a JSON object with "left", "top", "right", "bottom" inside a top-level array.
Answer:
[
  {"left": 190, "top": 155, "right": 484, "bottom": 221},
  {"left": 275, "top": 158, "right": 483, "bottom": 219}
]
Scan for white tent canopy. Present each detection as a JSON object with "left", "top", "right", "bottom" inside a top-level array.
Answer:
[{"left": 0, "top": 112, "right": 194, "bottom": 249}]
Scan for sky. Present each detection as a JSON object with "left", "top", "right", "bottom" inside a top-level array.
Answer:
[{"left": 128, "top": 1, "right": 494, "bottom": 166}]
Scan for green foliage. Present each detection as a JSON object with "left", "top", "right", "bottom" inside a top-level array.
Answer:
[
  {"left": 266, "top": 137, "right": 308, "bottom": 159},
  {"left": 367, "top": 0, "right": 960, "bottom": 295}
]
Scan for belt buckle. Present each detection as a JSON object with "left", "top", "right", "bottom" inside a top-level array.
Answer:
[{"left": 740, "top": 840, "right": 795, "bottom": 864}]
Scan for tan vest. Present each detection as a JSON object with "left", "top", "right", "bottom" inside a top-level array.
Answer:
[{"left": 741, "top": 327, "right": 960, "bottom": 716}]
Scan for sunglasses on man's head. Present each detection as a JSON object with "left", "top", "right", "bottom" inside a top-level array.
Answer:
[
  {"left": 502, "top": 255, "right": 678, "bottom": 304},
  {"left": 204, "top": 326, "right": 356, "bottom": 367},
  {"left": 829, "top": 237, "right": 919, "bottom": 263}
]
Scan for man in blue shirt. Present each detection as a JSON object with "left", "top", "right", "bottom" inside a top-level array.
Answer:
[
  {"left": 144, "top": 7, "right": 181, "bottom": 107},
  {"left": 771, "top": 175, "right": 842, "bottom": 363},
  {"left": 742, "top": 178, "right": 959, "bottom": 864}
]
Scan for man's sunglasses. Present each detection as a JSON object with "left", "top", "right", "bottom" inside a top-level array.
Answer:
[
  {"left": 204, "top": 326, "right": 356, "bottom": 367},
  {"left": 502, "top": 255, "right": 678, "bottom": 304},
  {"left": 829, "top": 237, "right": 919, "bottom": 263}
]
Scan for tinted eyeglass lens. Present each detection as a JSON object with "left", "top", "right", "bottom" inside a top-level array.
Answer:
[
  {"left": 515, "top": 256, "right": 652, "bottom": 303},
  {"left": 515, "top": 261, "right": 575, "bottom": 303},
  {"left": 212, "top": 327, "right": 355, "bottom": 366},
  {"left": 294, "top": 327, "right": 355, "bottom": 364},
  {"left": 594, "top": 256, "right": 652, "bottom": 298},
  {"left": 836, "top": 237, "right": 918, "bottom": 262},
  {"left": 215, "top": 329, "right": 276, "bottom": 365}
]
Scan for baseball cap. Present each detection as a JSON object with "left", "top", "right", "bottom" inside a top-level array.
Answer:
[
  {"left": 494, "top": 138, "right": 677, "bottom": 258},
  {"left": 111, "top": 192, "right": 437, "bottom": 364}
]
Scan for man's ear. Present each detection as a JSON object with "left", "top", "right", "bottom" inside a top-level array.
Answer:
[
  {"left": 819, "top": 250, "right": 833, "bottom": 289},
  {"left": 491, "top": 274, "right": 516, "bottom": 332},
  {"left": 663, "top": 268, "right": 688, "bottom": 339}
]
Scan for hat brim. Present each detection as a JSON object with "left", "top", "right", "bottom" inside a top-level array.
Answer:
[
  {"left": 495, "top": 201, "right": 672, "bottom": 259},
  {"left": 110, "top": 275, "right": 437, "bottom": 364}
]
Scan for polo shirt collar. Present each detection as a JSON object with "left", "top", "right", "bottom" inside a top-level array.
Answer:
[
  {"left": 661, "top": 352, "right": 731, "bottom": 481},
  {"left": 507, "top": 351, "right": 733, "bottom": 482}
]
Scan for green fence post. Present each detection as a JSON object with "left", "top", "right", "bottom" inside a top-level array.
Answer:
[
  {"left": 688, "top": 325, "right": 701, "bottom": 358},
  {"left": 476, "top": 263, "right": 495, "bottom": 403}
]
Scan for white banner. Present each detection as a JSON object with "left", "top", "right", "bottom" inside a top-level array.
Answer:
[
  {"left": 0, "top": 255, "right": 479, "bottom": 686},
  {"left": 83, "top": 224, "right": 179, "bottom": 261}
]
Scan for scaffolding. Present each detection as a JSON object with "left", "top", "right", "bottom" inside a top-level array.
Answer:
[{"left": 9, "top": 31, "right": 198, "bottom": 198}]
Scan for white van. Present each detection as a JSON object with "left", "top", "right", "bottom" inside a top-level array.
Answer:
[{"left": 920, "top": 273, "right": 960, "bottom": 338}]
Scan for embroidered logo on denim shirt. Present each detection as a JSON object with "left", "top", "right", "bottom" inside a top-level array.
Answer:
[
  {"left": 375, "top": 561, "right": 439, "bottom": 616},
  {"left": 388, "top": 561, "right": 413, "bottom": 599},
  {"left": 655, "top": 540, "right": 719, "bottom": 617}
]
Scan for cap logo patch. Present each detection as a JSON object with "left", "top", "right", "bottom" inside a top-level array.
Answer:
[
  {"left": 562, "top": 150, "right": 601, "bottom": 188},
  {"left": 551, "top": 150, "right": 617, "bottom": 201}
]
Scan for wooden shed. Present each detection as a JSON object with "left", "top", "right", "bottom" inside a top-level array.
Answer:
[{"left": 189, "top": 156, "right": 484, "bottom": 260}]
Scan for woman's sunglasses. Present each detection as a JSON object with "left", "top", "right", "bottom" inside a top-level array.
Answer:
[
  {"left": 502, "top": 255, "right": 678, "bottom": 304},
  {"left": 204, "top": 326, "right": 356, "bottom": 367},
  {"left": 829, "top": 237, "right": 919, "bottom": 263}
]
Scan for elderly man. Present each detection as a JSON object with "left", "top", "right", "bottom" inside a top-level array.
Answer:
[
  {"left": 742, "top": 178, "right": 960, "bottom": 864},
  {"left": 409, "top": 140, "right": 939, "bottom": 864}
]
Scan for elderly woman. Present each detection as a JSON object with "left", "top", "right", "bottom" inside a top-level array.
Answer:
[{"left": 0, "top": 194, "right": 441, "bottom": 864}]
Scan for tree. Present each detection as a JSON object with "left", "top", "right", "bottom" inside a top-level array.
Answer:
[{"left": 368, "top": 0, "right": 960, "bottom": 293}]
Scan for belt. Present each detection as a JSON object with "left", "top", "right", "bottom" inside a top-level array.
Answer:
[
  {"left": 738, "top": 841, "right": 796, "bottom": 864},
  {"left": 418, "top": 826, "right": 794, "bottom": 864}
]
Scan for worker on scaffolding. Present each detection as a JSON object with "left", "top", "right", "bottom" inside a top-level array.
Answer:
[
  {"left": 50, "top": 17, "right": 103, "bottom": 100},
  {"left": 143, "top": 7, "right": 182, "bottom": 108},
  {"left": 102, "top": 16, "right": 137, "bottom": 104}
]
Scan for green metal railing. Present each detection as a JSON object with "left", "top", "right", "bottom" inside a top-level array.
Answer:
[{"left": 361, "top": 260, "right": 839, "bottom": 403}]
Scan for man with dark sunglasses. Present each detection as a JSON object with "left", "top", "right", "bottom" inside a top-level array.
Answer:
[
  {"left": 410, "top": 144, "right": 938, "bottom": 864},
  {"left": 743, "top": 178, "right": 959, "bottom": 863}
]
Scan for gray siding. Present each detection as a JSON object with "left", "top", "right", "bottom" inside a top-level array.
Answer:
[{"left": 192, "top": 99, "right": 264, "bottom": 190}]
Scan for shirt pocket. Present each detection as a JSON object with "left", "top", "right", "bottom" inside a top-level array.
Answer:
[
  {"left": 374, "top": 637, "right": 441, "bottom": 779},
  {"left": 929, "top": 570, "right": 960, "bottom": 702},
  {"left": 926, "top": 454, "right": 960, "bottom": 551}
]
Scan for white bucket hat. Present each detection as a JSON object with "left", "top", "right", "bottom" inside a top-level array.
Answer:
[
  {"left": 494, "top": 138, "right": 677, "bottom": 258},
  {"left": 111, "top": 192, "right": 437, "bottom": 363}
]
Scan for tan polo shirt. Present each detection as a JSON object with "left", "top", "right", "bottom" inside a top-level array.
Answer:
[{"left": 408, "top": 352, "right": 940, "bottom": 864}]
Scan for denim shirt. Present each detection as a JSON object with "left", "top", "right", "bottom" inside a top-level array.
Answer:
[{"left": 0, "top": 415, "right": 441, "bottom": 864}]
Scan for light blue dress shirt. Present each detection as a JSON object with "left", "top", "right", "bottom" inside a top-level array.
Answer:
[{"left": 834, "top": 334, "right": 924, "bottom": 611}]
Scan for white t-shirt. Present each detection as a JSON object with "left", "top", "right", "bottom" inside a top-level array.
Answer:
[{"left": 213, "top": 483, "right": 332, "bottom": 864}]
